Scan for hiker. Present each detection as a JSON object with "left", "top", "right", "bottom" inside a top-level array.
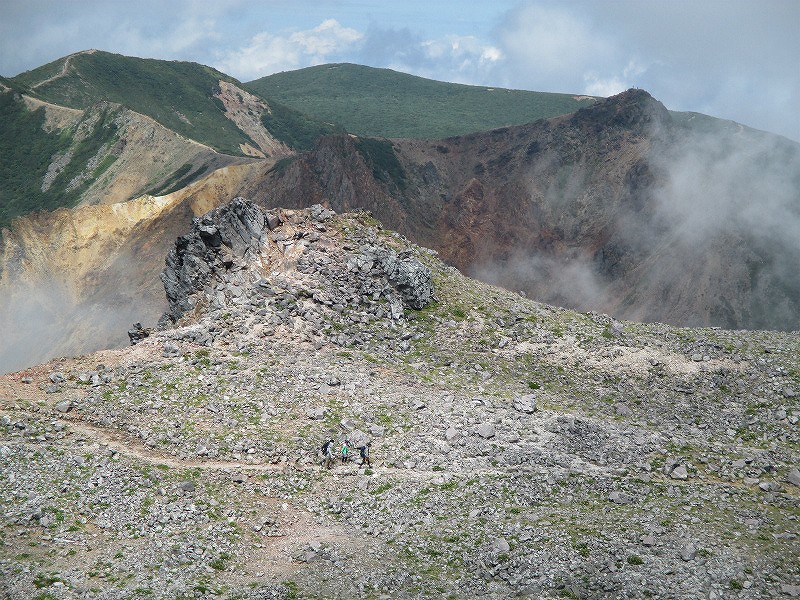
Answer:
[
  {"left": 358, "top": 441, "right": 371, "bottom": 468},
  {"left": 321, "top": 438, "right": 334, "bottom": 469},
  {"left": 341, "top": 439, "right": 350, "bottom": 463}
]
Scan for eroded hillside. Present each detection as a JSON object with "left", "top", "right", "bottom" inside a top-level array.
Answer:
[
  {"left": 4, "top": 51, "right": 315, "bottom": 235},
  {"left": 0, "top": 202, "right": 797, "bottom": 598},
  {"left": 13, "top": 51, "right": 258, "bottom": 156},
  {"left": 0, "top": 88, "right": 259, "bottom": 231},
  {"left": 2, "top": 85, "right": 798, "bottom": 379},
  {"left": 246, "top": 90, "right": 800, "bottom": 331},
  {"left": 0, "top": 163, "right": 265, "bottom": 374}
]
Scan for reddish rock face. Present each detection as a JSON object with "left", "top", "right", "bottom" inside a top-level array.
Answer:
[{"left": 246, "top": 90, "right": 800, "bottom": 331}]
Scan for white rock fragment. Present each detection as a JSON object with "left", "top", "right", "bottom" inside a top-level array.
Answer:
[{"left": 475, "top": 423, "right": 495, "bottom": 439}]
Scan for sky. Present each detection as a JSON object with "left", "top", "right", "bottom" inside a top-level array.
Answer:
[{"left": 1, "top": 0, "right": 798, "bottom": 142}]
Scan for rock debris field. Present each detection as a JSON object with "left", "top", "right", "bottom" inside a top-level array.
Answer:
[{"left": 1, "top": 200, "right": 798, "bottom": 599}]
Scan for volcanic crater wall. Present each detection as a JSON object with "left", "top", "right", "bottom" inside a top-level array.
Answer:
[{"left": 246, "top": 90, "right": 800, "bottom": 331}]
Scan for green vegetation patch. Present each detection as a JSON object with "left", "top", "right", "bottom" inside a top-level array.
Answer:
[
  {"left": 0, "top": 92, "right": 68, "bottom": 230},
  {"left": 148, "top": 162, "right": 210, "bottom": 196},
  {"left": 246, "top": 62, "right": 597, "bottom": 139},
  {"left": 0, "top": 93, "right": 118, "bottom": 232},
  {"left": 260, "top": 100, "right": 343, "bottom": 151},
  {"left": 353, "top": 137, "right": 406, "bottom": 190},
  {"left": 15, "top": 51, "right": 251, "bottom": 154}
]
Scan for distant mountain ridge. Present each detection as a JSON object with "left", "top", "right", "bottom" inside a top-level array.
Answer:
[
  {"left": 1, "top": 52, "right": 603, "bottom": 234},
  {"left": 245, "top": 62, "right": 600, "bottom": 139},
  {"left": 1, "top": 50, "right": 322, "bottom": 231},
  {"left": 13, "top": 50, "right": 265, "bottom": 156}
]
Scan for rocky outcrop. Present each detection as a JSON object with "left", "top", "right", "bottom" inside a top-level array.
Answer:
[
  {"left": 159, "top": 198, "right": 434, "bottom": 328},
  {"left": 355, "top": 245, "right": 434, "bottom": 310},
  {"left": 160, "top": 198, "right": 269, "bottom": 325},
  {"left": 127, "top": 322, "right": 151, "bottom": 345},
  {"left": 0, "top": 163, "right": 263, "bottom": 375}
]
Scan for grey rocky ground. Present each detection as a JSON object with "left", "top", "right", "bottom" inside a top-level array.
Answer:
[{"left": 1, "top": 201, "right": 798, "bottom": 599}]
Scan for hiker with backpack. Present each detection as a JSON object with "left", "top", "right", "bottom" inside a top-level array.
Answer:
[
  {"left": 321, "top": 438, "right": 334, "bottom": 469},
  {"left": 357, "top": 441, "right": 371, "bottom": 468},
  {"left": 341, "top": 439, "right": 350, "bottom": 463}
]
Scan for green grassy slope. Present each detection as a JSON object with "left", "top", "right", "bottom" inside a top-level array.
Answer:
[
  {"left": 0, "top": 92, "right": 120, "bottom": 231},
  {"left": 260, "top": 99, "right": 345, "bottom": 151},
  {"left": 246, "top": 63, "right": 598, "bottom": 139},
  {"left": 13, "top": 51, "right": 252, "bottom": 155},
  {"left": 1, "top": 52, "right": 347, "bottom": 233}
]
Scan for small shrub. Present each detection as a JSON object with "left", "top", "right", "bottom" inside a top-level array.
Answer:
[
  {"left": 283, "top": 580, "right": 300, "bottom": 600},
  {"left": 574, "top": 542, "right": 590, "bottom": 558},
  {"left": 209, "top": 552, "right": 231, "bottom": 571},
  {"left": 372, "top": 482, "right": 393, "bottom": 495},
  {"left": 353, "top": 137, "right": 406, "bottom": 190},
  {"left": 33, "top": 573, "right": 61, "bottom": 588}
]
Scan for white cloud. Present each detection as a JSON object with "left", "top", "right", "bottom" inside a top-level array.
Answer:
[
  {"left": 422, "top": 35, "right": 500, "bottom": 64},
  {"left": 583, "top": 59, "right": 647, "bottom": 97},
  {"left": 289, "top": 19, "right": 363, "bottom": 59},
  {"left": 583, "top": 75, "right": 626, "bottom": 98},
  {"left": 372, "top": 32, "right": 501, "bottom": 85},
  {"left": 480, "top": 46, "right": 502, "bottom": 64},
  {"left": 110, "top": 16, "right": 222, "bottom": 61},
  {"left": 216, "top": 19, "right": 363, "bottom": 80},
  {"left": 0, "top": 0, "right": 234, "bottom": 74},
  {"left": 496, "top": 4, "right": 615, "bottom": 89},
  {"left": 487, "top": 1, "right": 798, "bottom": 140},
  {"left": 215, "top": 32, "right": 300, "bottom": 79}
]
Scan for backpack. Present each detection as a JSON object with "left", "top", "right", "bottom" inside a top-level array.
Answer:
[
  {"left": 322, "top": 440, "right": 331, "bottom": 454},
  {"left": 359, "top": 446, "right": 368, "bottom": 459}
]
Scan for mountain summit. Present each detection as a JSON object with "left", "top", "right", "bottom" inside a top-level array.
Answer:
[
  {"left": 12, "top": 50, "right": 283, "bottom": 157},
  {"left": 245, "top": 62, "right": 599, "bottom": 139}
]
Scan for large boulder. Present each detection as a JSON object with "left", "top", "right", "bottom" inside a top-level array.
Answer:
[
  {"left": 160, "top": 198, "right": 269, "bottom": 325},
  {"left": 361, "top": 245, "right": 434, "bottom": 310}
]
